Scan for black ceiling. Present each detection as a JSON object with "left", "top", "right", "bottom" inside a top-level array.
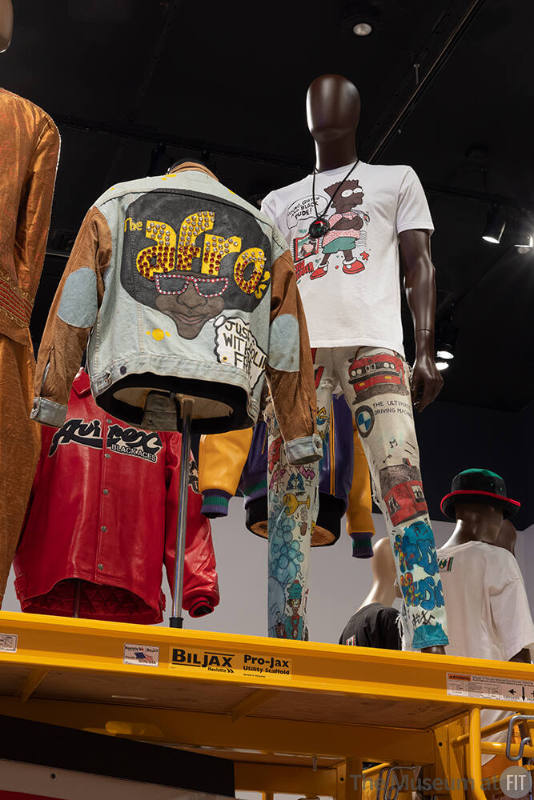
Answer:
[{"left": 4, "top": 0, "right": 534, "bottom": 412}]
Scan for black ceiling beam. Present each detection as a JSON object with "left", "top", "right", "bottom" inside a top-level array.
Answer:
[
  {"left": 366, "top": 0, "right": 488, "bottom": 163},
  {"left": 53, "top": 114, "right": 309, "bottom": 171},
  {"left": 427, "top": 184, "right": 534, "bottom": 218}
]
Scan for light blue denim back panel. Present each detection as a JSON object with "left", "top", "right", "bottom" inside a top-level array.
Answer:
[{"left": 88, "top": 171, "right": 280, "bottom": 415}]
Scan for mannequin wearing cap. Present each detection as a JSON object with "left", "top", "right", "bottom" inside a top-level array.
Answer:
[
  {"left": 439, "top": 469, "right": 534, "bottom": 785},
  {"left": 0, "top": 0, "right": 60, "bottom": 604},
  {"left": 439, "top": 469, "right": 530, "bottom": 663},
  {"left": 261, "top": 74, "right": 447, "bottom": 653}
]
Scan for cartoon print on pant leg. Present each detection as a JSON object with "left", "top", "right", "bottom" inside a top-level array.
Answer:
[
  {"left": 266, "top": 398, "right": 316, "bottom": 641},
  {"left": 284, "top": 580, "right": 308, "bottom": 640},
  {"left": 268, "top": 434, "right": 286, "bottom": 491},
  {"left": 268, "top": 576, "right": 286, "bottom": 638},
  {"left": 283, "top": 494, "right": 310, "bottom": 516},
  {"left": 393, "top": 534, "right": 408, "bottom": 573},
  {"left": 399, "top": 520, "right": 439, "bottom": 576},
  {"left": 311, "top": 180, "right": 369, "bottom": 279},
  {"left": 269, "top": 508, "right": 304, "bottom": 586},
  {"left": 348, "top": 353, "right": 409, "bottom": 403},
  {"left": 268, "top": 505, "right": 308, "bottom": 640},
  {"left": 408, "top": 578, "right": 447, "bottom": 650},
  {"left": 395, "top": 517, "right": 447, "bottom": 648},
  {"left": 379, "top": 462, "right": 428, "bottom": 527}
]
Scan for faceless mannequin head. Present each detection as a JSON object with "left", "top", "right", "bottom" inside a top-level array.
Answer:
[
  {"left": 0, "top": 0, "right": 13, "bottom": 53},
  {"left": 452, "top": 500, "right": 504, "bottom": 545},
  {"left": 306, "top": 75, "right": 361, "bottom": 171},
  {"left": 306, "top": 74, "right": 361, "bottom": 141},
  {"left": 496, "top": 519, "right": 517, "bottom": 556}
]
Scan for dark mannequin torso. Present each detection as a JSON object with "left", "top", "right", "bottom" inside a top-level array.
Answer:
[{"left": 442, "top": 505, "right": 529, "bottom": 662}]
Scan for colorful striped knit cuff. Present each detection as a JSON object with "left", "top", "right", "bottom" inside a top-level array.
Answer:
[{"left": 201, "top": 489, "right": 231, "bottom": 518}]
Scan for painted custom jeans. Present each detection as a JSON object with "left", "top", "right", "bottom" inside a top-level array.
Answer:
[
  {"left": 265, "top": 400, "right": 319, "bottom": 640},
  {"left": 314, "top": 346, "right": 449, "bottom": 650}
]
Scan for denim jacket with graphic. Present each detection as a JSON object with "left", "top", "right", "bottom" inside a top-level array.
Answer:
[{"left": 32, "top": 163, "right": 321, "bottom": 465}]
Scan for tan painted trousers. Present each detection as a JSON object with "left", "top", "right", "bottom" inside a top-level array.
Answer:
[{"left": 0, "top": 335, "right": 40, "bottom": 603}]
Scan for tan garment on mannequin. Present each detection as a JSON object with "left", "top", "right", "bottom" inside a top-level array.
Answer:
[{"left": 0, "top": 89, "right": 60, "bottom": 601}]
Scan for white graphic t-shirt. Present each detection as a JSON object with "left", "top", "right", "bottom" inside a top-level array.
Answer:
[
  {"left": 437, "top": 541, "right": 534, "bottom": 764},
  {"left": 261, "top": 161, "right": 434, "bottom": 355}
]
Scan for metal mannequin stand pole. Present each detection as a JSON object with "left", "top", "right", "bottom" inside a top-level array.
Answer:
[{"left": 169, "top": 396, "right": 193, "bottom": 629}]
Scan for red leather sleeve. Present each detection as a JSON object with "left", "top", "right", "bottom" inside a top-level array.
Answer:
[{"left": 164, "top": 432, "right": 220, "bottom": 616}]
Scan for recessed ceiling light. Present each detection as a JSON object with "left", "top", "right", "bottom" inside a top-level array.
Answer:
[{"left": 353, "top": 22, "right": 373, "bottom": 36}]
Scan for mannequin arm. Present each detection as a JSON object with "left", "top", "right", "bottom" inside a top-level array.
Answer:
[
  {"left": 357, "top": 536, "right": 398, "bottom": 610},
  {"left": 399, "top": 229, "right": 443, "bottom": 412}
]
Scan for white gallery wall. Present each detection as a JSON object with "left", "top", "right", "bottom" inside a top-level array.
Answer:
[{"left": 3, "top": 503, "right": 532, "bottom": 643}]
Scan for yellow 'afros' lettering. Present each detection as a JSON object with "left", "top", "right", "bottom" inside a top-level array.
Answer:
[
  {"left": 202, "top": 234, "right": 241, "bottom": 276},
  {"left": 176, "top": 211, "right": 214, "bottom": 271},
  {"left": 135, "top": 212, "right": 269, "bottom": 296},
  {"left": 234, "top": 247, "right": 267, "bottom": 295},
  {"left": 136, "top": 220, "right": 177, "bottom": 280}
]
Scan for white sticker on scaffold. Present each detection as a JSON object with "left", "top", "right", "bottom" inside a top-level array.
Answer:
[
  {"left": 0, "top": 633, "right": 17, "bottom": 653},
  {"left": 123, "top": 643, "right": 159, "bottom": 667},
  {"left": 447, "top": 672, "right": 534, "bottom": 702}
]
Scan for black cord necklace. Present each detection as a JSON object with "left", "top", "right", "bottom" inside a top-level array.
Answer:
[{"left": 308, "top": 159, "right": 360, "bottom": 239}]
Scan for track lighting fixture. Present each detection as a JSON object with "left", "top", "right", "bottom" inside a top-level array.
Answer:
[{"left": 482, "top": 206, "right": 506, "bottom": 244}]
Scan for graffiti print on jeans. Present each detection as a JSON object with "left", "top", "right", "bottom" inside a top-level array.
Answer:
[
  {"left": 379, "top": 462, "right": 427, "bottom": 525},
  {"left": 348, "top": 353, "right": 409, "bottom": 402}
]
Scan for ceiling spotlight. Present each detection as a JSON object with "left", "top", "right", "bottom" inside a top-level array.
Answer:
[
  {"left": 436, "top": 349, "right": 454, "bottom": 361},
  {"left": 353, "top": 22, "right": 373, "bottom": 35},
  {"left": 436, "top": 361, "right": 449, "bottom": 372},
  {"left": 482, "top": 205, "right": 506, "bottom": 244},
  {"left": 514, "top": 232, "right": 533, "bottom": 250}
]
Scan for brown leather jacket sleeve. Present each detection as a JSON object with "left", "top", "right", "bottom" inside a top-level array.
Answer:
[
  {"left": 32, "top": 206, "right": 112, "bottom": 426},
  {"left": 266, "top": 249, "right": 321, "bottom": 464}
]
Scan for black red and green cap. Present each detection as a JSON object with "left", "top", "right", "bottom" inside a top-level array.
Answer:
[{"left": 440, "top": 468, "right": 520, "bottom": 520}]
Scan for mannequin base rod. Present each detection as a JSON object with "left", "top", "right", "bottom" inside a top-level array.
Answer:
[{"left": 170, "top": 396, "right": 193, "bottom": 627}]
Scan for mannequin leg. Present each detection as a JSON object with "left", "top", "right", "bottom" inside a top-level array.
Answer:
[
  {"left": 265, "top": 399, "right": 319, "bottom": 640},
  {"left": 335, "top": 346, "right": 448, "bottom": 650},
  {"left": 0, "top": 336, "right": 40, "bottom": 605}
]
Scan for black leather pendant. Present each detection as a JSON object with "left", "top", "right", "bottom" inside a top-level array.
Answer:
[{"left": 308, "top": 218, "right": 330, "bottom": 239}]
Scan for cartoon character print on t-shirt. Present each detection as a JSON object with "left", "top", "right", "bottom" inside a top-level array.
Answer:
[{"left": 289, "top": 178, "right": 370, "bottom": 283}]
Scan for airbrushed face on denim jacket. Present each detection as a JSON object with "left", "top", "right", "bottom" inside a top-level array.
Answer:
[{"left": 120, "top": 191, "right": 272, "bottom": 339}]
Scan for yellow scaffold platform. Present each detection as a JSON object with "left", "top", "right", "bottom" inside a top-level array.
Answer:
[{"left": 0, "top": 611, "right": 533, "bottom": 799}]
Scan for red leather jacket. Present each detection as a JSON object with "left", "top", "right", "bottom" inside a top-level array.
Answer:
[{"left": 14, "top": 370, "right": 219, "bottom": 624}]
